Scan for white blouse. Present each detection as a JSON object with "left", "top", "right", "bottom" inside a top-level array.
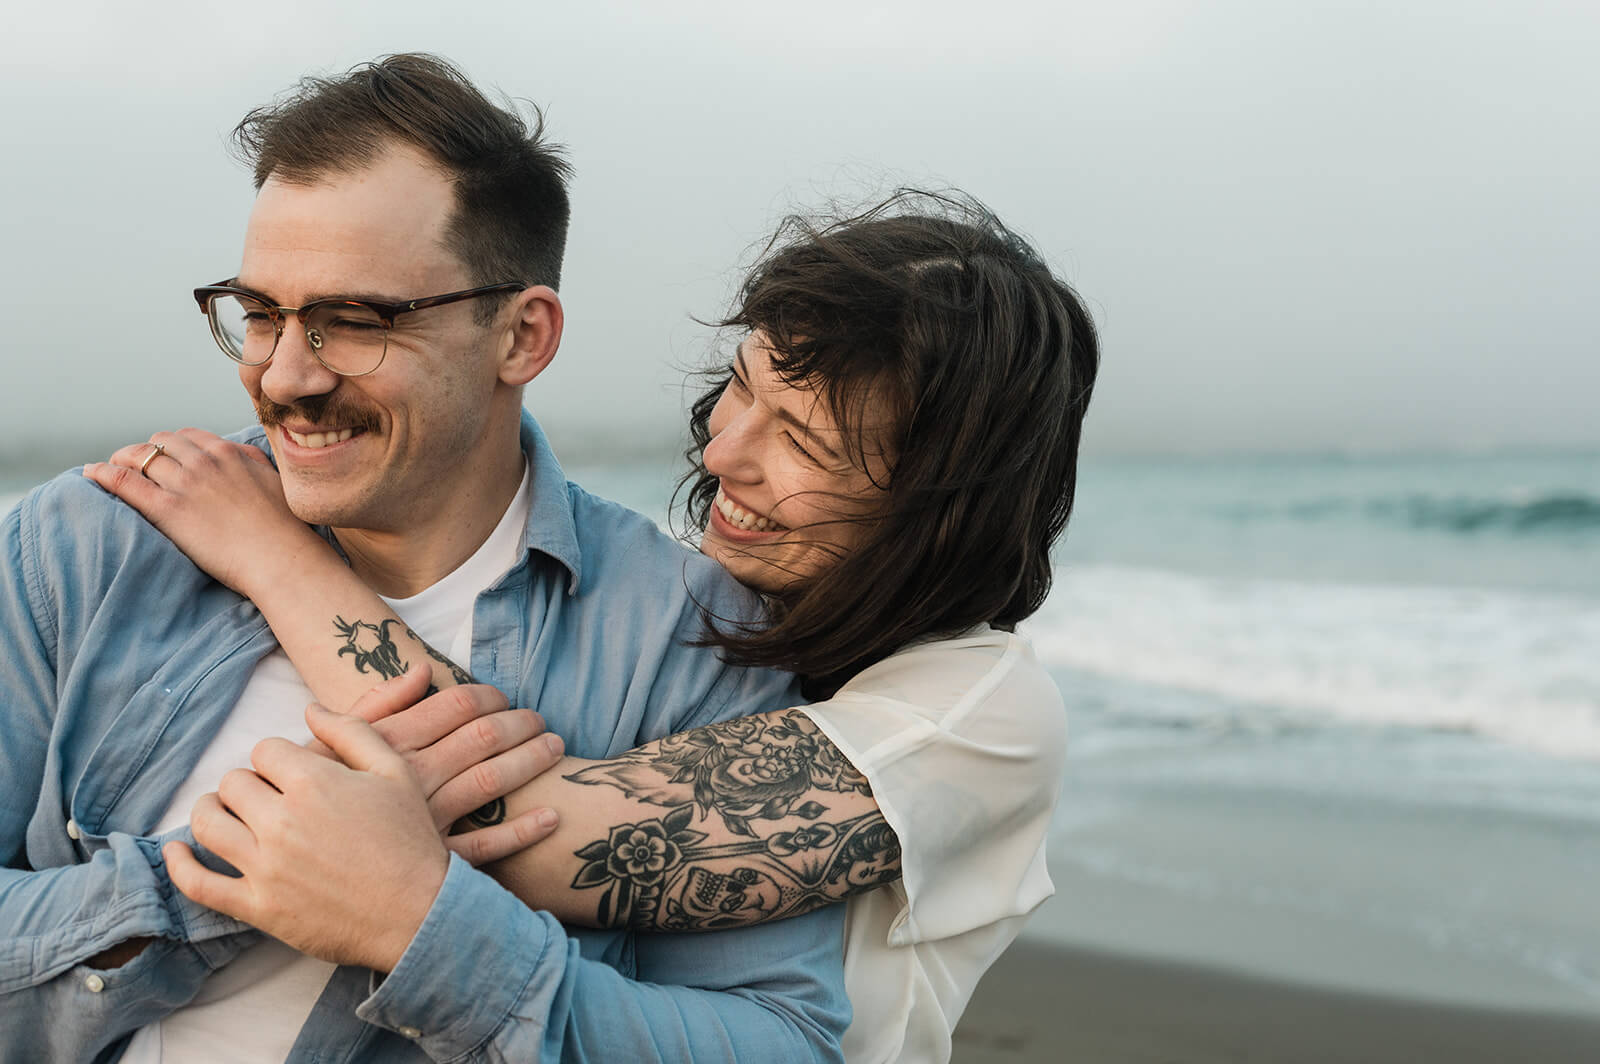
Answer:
[{"left": 801, "top": 627, "right": 1065, "bottom": 1064}]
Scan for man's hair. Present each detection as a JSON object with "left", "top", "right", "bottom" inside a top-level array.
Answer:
[
  {"left": 681, "top": 191, "right": 1100, "bottom": 694},
  {"left": 232, "top": 53, "right": 571, "bottom": 318}
]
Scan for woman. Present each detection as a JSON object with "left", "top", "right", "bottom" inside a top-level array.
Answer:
[{"left": 88, "top": 192, "right": 1098, "bottom": 1062}]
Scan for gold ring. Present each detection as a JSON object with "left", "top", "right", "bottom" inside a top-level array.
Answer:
[{"left": 139, "top": 442, "right": 168, "bottom": 478}]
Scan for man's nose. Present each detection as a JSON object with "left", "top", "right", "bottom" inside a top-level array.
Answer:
[{"left": 256, "top": 321, "right": 342, "bottom": 404}]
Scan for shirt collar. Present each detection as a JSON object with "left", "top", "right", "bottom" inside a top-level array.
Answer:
[{"left": 516, "top": 409, "right": 583, "bottom": 595}]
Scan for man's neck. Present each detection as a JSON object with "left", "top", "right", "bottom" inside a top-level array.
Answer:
[{"left": 332, "top": 456, "right": 526, "bottom": 599}]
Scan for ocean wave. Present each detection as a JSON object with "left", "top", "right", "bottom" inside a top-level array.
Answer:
[
  {"left": 1215, "top": 492, "right": 1600, "bottom": 534},
  {"left": 1025, "top": 565, "right": 1600, "bottom": 761},
  {"left": 1376, "top": 493, "right": 1600, "bottom": 533}
]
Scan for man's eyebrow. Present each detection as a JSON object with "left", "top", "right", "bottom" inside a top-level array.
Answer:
[{"left": 735, "top": 341, "right": 844, "bottom": 463}]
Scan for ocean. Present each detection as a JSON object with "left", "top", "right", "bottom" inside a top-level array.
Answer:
[{"left": 7, "top": 446, "right": 1600, "bottom": 1009}]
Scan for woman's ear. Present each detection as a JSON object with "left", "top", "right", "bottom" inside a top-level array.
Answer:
[{"left": 498, "top": 286, "right": 563, "bottom": 386}]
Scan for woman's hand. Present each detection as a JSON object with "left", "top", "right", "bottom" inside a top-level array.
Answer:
[
  {"left": 82, "top": 428, "right": 325, "bottom": 598},
  {"left": 316, "top": 665, "right": 565, "bottom": 866}
]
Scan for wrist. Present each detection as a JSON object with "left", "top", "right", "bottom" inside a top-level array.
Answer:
[
  {"left": 367, "top": 854, "right": 449, "bottom": 973},
  {"left": 239, "top": 529, "right": 342, "bottom": 600}
]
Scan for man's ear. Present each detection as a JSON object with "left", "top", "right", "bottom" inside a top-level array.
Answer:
[{"left": 498, "top": 286, "right": 563, "bottom": 387}]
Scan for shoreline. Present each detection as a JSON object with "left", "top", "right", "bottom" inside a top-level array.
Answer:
[{"left": 954, "top": 939, "right": 1600, "bottom": 1064}]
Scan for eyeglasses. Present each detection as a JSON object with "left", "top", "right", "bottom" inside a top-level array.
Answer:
[{"left": 193, "top": 280, "right": 527, "bottom": 377}]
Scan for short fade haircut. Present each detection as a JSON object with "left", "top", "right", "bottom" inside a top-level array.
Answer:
[
  {"left": 682, "top": 190, "right": 1099, "bottom": 694},
  {"left": 232, "top": 53, "right": 571, "bottom": 319}
]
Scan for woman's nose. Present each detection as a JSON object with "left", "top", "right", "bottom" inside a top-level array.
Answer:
[{"left": 703, "top": 408, "right": 764, "bottom": 482}]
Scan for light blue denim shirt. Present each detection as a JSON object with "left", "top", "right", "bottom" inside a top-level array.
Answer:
[{"left": 0, "top": 414, "right": 848, "bottom": 1063}]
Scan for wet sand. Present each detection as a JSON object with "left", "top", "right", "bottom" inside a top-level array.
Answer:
[
  {"left": 953, "top": 940, "right": 1600, "bottom": 1062},
  {"left": 953, "top": 939, "right": 1600, "bottom": 1064}
]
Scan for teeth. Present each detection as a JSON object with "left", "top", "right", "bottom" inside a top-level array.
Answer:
[
  {"left": 716, "top": 488, "right": 786, "bottom": 533},
  {"left": 286, "top": 427, "right": 356, "bottom": 449}
]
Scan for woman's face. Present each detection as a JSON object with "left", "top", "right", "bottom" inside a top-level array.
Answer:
[{"left": 699, "top": 332, "right": 893, "bottom": 594}]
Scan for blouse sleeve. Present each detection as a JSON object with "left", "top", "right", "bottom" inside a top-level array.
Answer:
[{"left": 799, "top": 628, "right": 1065, "bottom": 946}]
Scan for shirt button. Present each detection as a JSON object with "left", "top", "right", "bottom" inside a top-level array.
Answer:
[
  {"left": 397, "top": 1026, "right": 422, "bottom": 1039},
  {"left": 66, "top": 819, "right": 81, "bottom": 840},
  {"left": 84, "top": 973, "right": 105, "bottom": 993}
]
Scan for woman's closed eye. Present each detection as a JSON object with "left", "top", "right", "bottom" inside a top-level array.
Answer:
[{"left": 786, "top": 434, "right": 821, "bottom": 465}]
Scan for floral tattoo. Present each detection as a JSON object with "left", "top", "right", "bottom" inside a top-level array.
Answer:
[{"left": 564, "top": 709, "right": 901, "bottom": 930}]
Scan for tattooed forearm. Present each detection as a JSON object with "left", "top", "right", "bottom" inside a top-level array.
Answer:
[
  {"left": 572, "top": 808, "right": 900, "bottom": 930},
  {"left": 562, "top": 708, "right": 900, "bottom": 931},
  {"left": 564, "top": 708, "right": 873, "bottom": 834}
]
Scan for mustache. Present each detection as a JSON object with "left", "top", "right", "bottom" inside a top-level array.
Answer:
[{"left": 255, "top": 394, "right": 383, "bottom": 434}]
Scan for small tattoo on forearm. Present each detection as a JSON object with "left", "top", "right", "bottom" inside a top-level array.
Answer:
[
  {"left": 330, "top": 616, "right": 476, "bottom": 689},
  {"left": 333, "top": 616, "right": 409, "bottom": 680}
]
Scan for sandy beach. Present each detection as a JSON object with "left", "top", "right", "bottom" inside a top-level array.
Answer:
[
  {"left": 954, "top": 939, "right": 1600, "bottom": 1064},
  {"left": 947, "top": 703, "right": 1600, "bottom": 1063}
]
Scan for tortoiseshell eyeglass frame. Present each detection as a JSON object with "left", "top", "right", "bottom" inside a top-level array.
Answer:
[{"left": 192, "top": 280, "right": 528, "bottom": 376}]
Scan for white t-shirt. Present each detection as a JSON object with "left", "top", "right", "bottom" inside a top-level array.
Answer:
[
  {"left": 801, "top": 627, "right": 1065, "bottom": 1064},
  {"left": 123, "top": 465, "right": 530, "bottom": 1063}
]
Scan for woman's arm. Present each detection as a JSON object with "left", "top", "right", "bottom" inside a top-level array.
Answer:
[
  {"left": 83, "top": 431, "right": 562, "bottom": 858},
  {"left": 87, "top": 428, "right": 903, "bottom": 931},
  {"left": 88, "top": 432, "right": 471, "bottom": 709},
  {"left": 490, "top": 706, "right": 902, "bottom": 930}
]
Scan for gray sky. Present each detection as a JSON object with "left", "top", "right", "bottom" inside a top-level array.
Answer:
[{"left": 2, "top": 0, "right": 1597, "bottom": 464}]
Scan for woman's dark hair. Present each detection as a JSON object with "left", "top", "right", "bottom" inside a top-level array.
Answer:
[
  {"left": 683, "top": 190, "right": 1099, "bottom": 693},
  {"left": 231, "top": 53, "right": 571, "bottom": 320}
]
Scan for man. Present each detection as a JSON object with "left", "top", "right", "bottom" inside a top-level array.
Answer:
[{"left": 0, "top": 55, "right": 847, "bottom": 1062}]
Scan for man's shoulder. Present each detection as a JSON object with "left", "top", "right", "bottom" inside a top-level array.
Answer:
[
  {"left": 19, "top": 465, "right": 158, "bottom": 548},
  {"left": 19, "top": 426, "right": 267, "bottom": 547}
]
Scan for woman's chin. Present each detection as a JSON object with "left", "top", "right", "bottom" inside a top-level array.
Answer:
[{"left": 701, "top": 533, "right": 788, "bottom": 595}]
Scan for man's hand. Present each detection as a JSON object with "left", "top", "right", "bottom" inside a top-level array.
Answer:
[
  {"left": 331, "top": 666, "right": 565, "bottom": 863},
  {"left": 165, "top": 705, "right": 453, "bottom": 972}
]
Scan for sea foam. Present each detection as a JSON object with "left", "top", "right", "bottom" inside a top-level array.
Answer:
[{"left": 1027, "top": 564, "right": 1600, "bottom": 761}]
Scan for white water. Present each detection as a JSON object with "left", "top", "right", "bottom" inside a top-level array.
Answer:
[{"left": 1028, "top": 563, "right": 1600, "bottom": 761}]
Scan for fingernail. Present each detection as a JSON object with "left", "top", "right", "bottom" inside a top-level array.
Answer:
[
  {"left": 537, "top": 809, "right": 558, "bottom": 828},
  {"left": 544, "top": 734, "right": 565, "bottom": 757}
]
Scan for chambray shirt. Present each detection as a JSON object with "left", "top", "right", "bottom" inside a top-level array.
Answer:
[{"left": 0, "top": 414, "right": 847, "bottom": 1063}]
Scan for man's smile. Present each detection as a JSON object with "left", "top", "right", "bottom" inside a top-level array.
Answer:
[{"left": 281, "top": 426, "right": 364, "bottom": 449}]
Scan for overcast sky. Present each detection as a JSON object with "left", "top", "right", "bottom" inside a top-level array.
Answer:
[{"left": 2, "top": 0, "right": 1596, "bottom": 465}]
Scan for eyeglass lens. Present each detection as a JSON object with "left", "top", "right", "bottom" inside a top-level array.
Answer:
[{"left": 208, "top": 294, "right": 389, "bottom": 375}]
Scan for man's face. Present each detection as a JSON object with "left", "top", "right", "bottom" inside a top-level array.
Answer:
[{"left": 234, "top": 144, "right": 508, "bottom": 533}]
